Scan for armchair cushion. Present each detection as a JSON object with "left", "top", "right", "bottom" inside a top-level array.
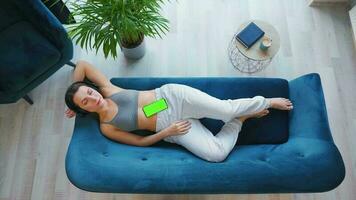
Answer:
[
  {"left": 0, "top": 0, "right": 73, "bottom": 104},
  {"left": 0, "top": 2, "right": 22, "bottom": 32},
  {"left": 0, "top": 21, "right": 60, "bottom": 92}
]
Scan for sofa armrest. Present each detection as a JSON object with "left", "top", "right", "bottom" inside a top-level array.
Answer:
[
  {"left": 13, "top": 0, "right": 72, "bottom": 56},
  {"left": 288, "top": 73, "right": 334, "bottom": 142}
]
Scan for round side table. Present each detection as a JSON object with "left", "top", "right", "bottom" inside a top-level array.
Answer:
[{"left": 228, "top": 20, "right": 280, "bottom": 73}]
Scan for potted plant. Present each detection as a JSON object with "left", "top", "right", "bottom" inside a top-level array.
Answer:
[{"left": 66, "top": 0, "right": 170, "bottom": 59}]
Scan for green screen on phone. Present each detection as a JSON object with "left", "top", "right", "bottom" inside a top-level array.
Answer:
[{"left": 142, "top": 98, "right": 168, "bottom": 118}]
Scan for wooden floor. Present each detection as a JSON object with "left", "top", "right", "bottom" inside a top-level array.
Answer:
[{"left": 1, "top": 0, "right": 355, "bottom": 199}]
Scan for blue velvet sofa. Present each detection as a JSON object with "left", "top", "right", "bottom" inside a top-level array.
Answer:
[
  {"left": 65, "top": 73, "right": 345, "bottom": 194},
  {"left": 0, "top": 0, "right": 73, "bottom": 104}
]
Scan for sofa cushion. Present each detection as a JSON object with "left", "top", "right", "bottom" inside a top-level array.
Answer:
[
  {"left": 0, "top": 21, "right": 60, "bottom": 92},
  {"left": 110, "top": 77, "right": 289, "bottom": 145}
]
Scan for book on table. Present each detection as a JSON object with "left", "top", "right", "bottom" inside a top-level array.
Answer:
[{"left": 236, "top": 22, "right": 265, "bottom": 49}]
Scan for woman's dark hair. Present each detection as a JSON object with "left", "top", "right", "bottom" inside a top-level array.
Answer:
[{"left": 65, "top": 81, "right": 100, "bottom": 116}]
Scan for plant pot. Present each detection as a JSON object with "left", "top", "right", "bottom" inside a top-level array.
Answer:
[{"left": 121, "top": 38, "right": 146, "bottom": 60}]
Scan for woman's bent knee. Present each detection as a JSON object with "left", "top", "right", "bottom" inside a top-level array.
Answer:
[
  {"left": 206, "top": 155, "right": 227, "bottom": 163},
  {"left": 205, "top": 149, "right": 228, "bottom": 163}
]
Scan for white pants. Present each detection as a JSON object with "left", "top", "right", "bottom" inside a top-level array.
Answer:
[{"left": 154, "top": 83, "right": 270, "bottom": 162}]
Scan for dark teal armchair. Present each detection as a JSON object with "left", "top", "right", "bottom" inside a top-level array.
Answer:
[{"left": 0, "top": 0, "right": 74, "bottom": 104}]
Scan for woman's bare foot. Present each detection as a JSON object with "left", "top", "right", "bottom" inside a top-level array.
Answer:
[
  {"left": 268, "top": 98, "right": 293, "bottom": 110},
  {"left": 237, "top": 109, "right": 269, "bottom": 123}
]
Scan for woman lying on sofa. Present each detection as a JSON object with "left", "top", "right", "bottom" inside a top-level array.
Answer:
[{"left": 64, "top": 60, "right": 293, "bottom": 162}]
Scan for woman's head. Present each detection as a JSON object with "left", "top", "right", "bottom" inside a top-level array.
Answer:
[{"left": 65, "top": 81, "right": 105, "bottom": 115}]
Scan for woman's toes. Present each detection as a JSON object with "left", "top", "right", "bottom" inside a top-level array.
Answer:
[
  {"left": 264, "top": 110, "right": 270, "bottom": 115},
  {"left": 258, "top": 110, "right": 269, "bottom": 117}
]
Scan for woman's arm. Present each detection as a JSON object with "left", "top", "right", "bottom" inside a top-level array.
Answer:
[
  {"left": 65, "top": 60, "right": 114, "bottom": 118},
  {"left": 100, "top": 120, "right": 192, "bottom": 146},
  {"left": 100, "top": 125, "right": 171, "bottom": 147},
  {"left": 73, "top": 60, "right": 112, "bottom": 88}
]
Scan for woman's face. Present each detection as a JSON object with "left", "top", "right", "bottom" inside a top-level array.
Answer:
[{"left": 73, "top": 86, "right": 105, "bottom": 112}]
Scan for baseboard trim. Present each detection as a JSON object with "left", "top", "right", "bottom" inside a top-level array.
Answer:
[
  {"left": 349, "top": 6, "right": 356, "bottom": 50},
  {"left": 309, "top": 0, "right": 349, "bottom": 7}
]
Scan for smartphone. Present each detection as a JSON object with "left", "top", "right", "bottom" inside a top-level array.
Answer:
[{"left": 142, "top": 98, "right": 168, "bottom": 118}]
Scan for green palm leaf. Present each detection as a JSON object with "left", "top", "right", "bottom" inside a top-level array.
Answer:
[{"left": 65, "top": 0, "right": 170, "bottom": 59}]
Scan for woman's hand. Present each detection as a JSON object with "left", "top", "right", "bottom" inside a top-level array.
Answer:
[
  {"left": 165, "top": 120, "right": 192, "bottom": 136},
  {"left": 65, "top": 108, "right": 76, "bottom": 118}
]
